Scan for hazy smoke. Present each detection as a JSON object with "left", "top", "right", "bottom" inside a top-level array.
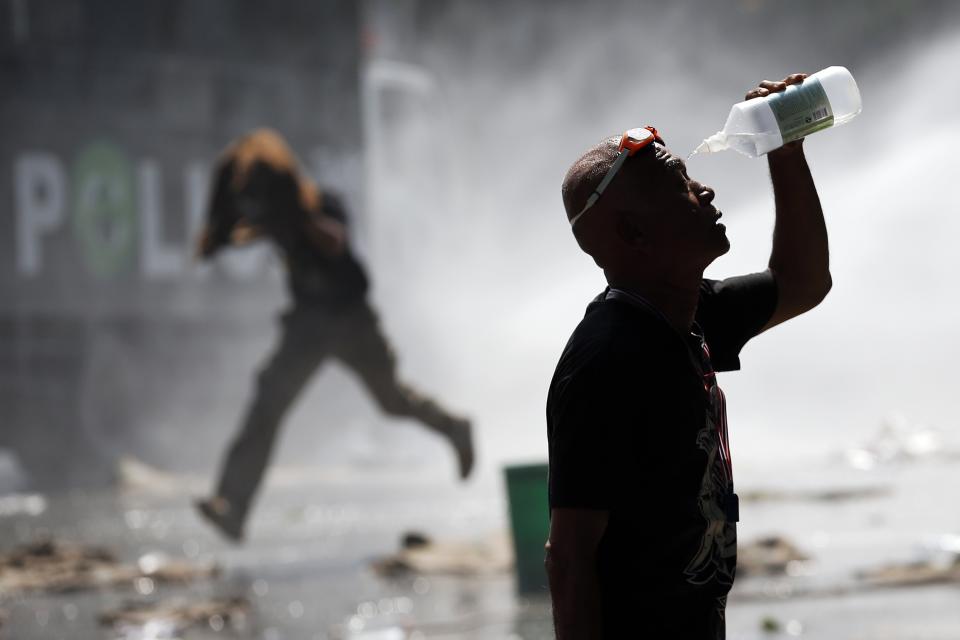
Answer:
[
  {"left": 357, "top": 2, "right": 960, "bottom": 469},
  {"left": 6, "top": 2, "right": 959, "bottom": 483}
]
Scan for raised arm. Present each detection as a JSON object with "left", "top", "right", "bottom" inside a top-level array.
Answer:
[
  {"left": 747, "top": 75, "right": 833, "bottom": 331},
  {"left": 303, "top": 190, "right": 348, "bottom": 257},
  {"left": 304, "top": 211, "right": 347, "bottom": 257},
  {"left": 546, "top": 507, "right": 609, "bottom": 639}
]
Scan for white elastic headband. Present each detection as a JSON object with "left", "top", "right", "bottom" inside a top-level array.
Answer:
[{"left": 569, "top": 148, "right": 631, "bottom": 227}]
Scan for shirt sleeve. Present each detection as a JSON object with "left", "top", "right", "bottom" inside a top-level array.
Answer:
[
  {"left": 697, "top": 271, "right": 778, "bottom": 372},
  {"left": 319, "top": 190, "right": 349, "bottom": 225},
  {"left": 547, "top": 351, "right": 640, "bottom": 511}
]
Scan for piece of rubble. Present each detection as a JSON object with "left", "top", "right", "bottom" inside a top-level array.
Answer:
[
  {"left": 373, "top": 531, "right": 512, "bottom": 577},
  {"left": 740, "top": 486, "right": 891, "bottom": 503},
  {"left": 737, "top": 535, "right": 810, "bottom": 577},
  {"left": 0, "top": 540, "right": 217, "bottom": 597},
  {"left": 99, "top": 597, "right": 248, "bottom": 633},
  {"left": 859, "top": 559, "right": 960, "bottom": 588},
  {"left": 116, "top": 456, "right": 204, "bottom": 495}
]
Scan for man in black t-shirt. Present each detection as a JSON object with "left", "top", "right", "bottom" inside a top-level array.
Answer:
[
  {"left": 546, "top": 75, "right": 833, "bottom": 638},
  {"left": 193, "top": 130, "right": 474, "bottom": 541}
]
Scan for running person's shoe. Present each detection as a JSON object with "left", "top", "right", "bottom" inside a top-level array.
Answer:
[
  {"left": 446, "top": 417, "right": 475, "bottom": 480},
  {"left": 195, "top": 496, "right": 245, "bottom": 542}
]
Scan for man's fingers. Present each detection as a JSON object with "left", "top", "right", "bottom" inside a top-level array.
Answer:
[
  {"left": 760, "top": 80, "right": 787, "bottom": 92},
  {"left": 746, "top": 74, "right": 808, "bottom": 100}
]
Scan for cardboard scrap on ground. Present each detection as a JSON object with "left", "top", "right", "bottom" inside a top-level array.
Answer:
[
  {"left": 99, "top": 597, "right": 249, "bottom": 634},
  {"left": 373, "top": 531, "right": 513, "bottom": 577},
  {"left": 0, "top": 540, "right": 217, "bottom": 596},
  {"left": 740, "top": 485, "right": 891, "bottom": 503},
  {"left": 737, "top": 535, "right": 810, "bottom": 577},
  {"left": 859, "top": 560, "right": 960, "bottom": 588},
  {"left": 115, "top": 456, "right": 204, "bottom": 495}
]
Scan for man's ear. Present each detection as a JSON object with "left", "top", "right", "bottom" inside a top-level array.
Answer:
[{"left": 615, "top": 212, "right": 646, "bottom": 249}]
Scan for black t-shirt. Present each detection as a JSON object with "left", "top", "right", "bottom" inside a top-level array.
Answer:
[
  {"left": 285, "top": 191, "right": 370, "bottom": 307},
  {"left": 546, "top": 272, "right": 777, "bottom": 639}
]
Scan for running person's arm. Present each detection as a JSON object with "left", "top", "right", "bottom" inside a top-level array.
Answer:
[
  {"left": 304, "top": 191, "right": 348, "bottom": 257},
  {"left": 748, "top": 74, "right": 833, "bottom": 331},
  {"left": 304, "top": 212, "right": 347, "bottom": 257},
  {"left": 547, "top": 508, "right": 608, "bottom": 639}
]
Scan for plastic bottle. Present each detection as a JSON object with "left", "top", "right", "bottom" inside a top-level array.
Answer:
[{"left": 692, "top": 66, "right": 862, "bottom": 158}]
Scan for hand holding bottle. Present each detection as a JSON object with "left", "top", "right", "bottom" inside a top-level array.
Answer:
[
  {"left": 693, "top": 66, "right": 861, "bottom": 158},
  {"left": 744, "top": 73, "right": 808, "bottom": 154},
  {"left": 743, "top": 73, "right": 807, "bottom": 101}
]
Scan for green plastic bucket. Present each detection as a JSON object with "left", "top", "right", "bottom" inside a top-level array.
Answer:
[{"left": 504, "top": 462, "right": 550, "bottom": 593}]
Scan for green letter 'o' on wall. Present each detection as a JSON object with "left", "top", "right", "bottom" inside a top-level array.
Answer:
[{"left": 72, "top": 141, "right": 137, "bottom": 278}]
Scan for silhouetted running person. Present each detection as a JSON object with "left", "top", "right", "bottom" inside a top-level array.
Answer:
[{"left": 194, "top": 129, "right": 474, "bottom": 541}]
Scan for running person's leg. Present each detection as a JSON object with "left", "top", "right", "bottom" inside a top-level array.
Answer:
[
  {"left": 198, "top": 309, "right": 327, "bottom": 540},
  {"left": 332, "top": 303, "right": 474, "bottom": 479}
]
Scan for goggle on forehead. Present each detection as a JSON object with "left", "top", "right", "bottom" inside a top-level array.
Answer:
[{"left": 569, "top": 126, "right": 664, "bottom": 227}]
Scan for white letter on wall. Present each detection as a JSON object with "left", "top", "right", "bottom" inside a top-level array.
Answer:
[
  {"left": 15, "top": 152, "right": 66, "bottom": 276},
  {"left": 184, "top": 160, "right": 212, "bottom": 279},
  {"left": 138, "top": 159, "right": 183, "bottom": 279}
]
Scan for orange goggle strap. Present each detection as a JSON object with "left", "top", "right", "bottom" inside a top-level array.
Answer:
[{"left": 569, "top": 126, "right": 662, "bottom": 227}]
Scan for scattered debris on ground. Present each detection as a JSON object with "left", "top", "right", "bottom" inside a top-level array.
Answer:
[
  {"left": 859, "top": 558, "right": 960, "bottom": 588},
  {"left": 760, "top": 616, "right": 781, "bottom": 633},
  {"left": 115, "top": 456, "right": 203, "bottom": 495},
  {"left": 99, "top": 597, "right": 249, "bottom": 635},
  {"left": 0, "top": 540, "right": 217, "bottom": 596},
  {"left": 758, "top": 616, "right": 803, "bottom": 635},
  {"left": 740, "top": 485, "right": 891, "bottom": 503},
  {"left": 738, "top": 535, "right": 810, "bottom": 576},
  {"left": 858, "top": 533, "right": 960, "bottom": 588},
  {"left": 401, "top": 531, "right": 431, "bottom": 549},
  {"left": 373, "top": 530, "right": 512, "bottom": 577}
]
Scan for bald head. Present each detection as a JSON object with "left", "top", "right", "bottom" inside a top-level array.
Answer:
[
  {"left": 561, "top": 136, "right": 621, "bottom": 225},
  {"left": 559, "top": 132, "right": 729, "bottom": 276},
  {"left": 561, "top": 135, "right": 668, "bottom": 264},
  {"left": 561, "top": 135, "right": 682, "bottom": 224}
]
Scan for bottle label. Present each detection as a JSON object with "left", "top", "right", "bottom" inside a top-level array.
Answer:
[{"left": 768, "top": 77, "right": 834, "bottom": 143}]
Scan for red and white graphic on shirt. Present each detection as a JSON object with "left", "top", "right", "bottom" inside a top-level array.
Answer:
[{"left": 683, "top": 340, "right": 737, "bottom": 588}]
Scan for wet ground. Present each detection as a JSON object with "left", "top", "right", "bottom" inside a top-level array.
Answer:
[
  {"left": 1, "top": 455, "right": 959, "bottom": 639},
  {"left": 0, "top": 465, "right": 552, "bottom": 640}
]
